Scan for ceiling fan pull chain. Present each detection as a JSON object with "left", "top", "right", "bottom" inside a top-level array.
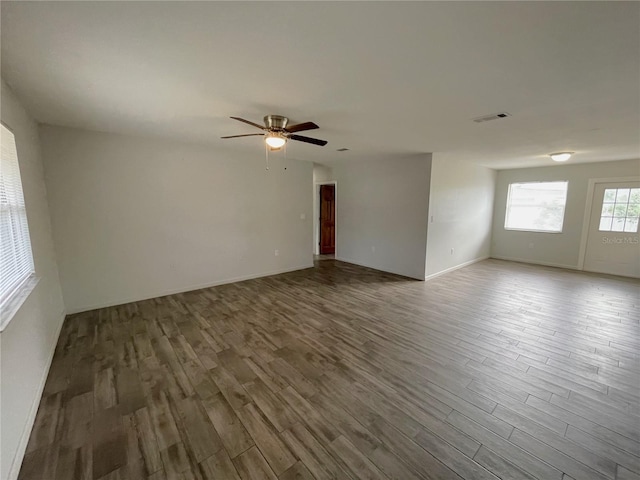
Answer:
[
  {"left": 284, "top": 141, "right": 287, "bottom": 171},
  {"left": 265, "top": 143, "right": 270, "bottom": 170}
]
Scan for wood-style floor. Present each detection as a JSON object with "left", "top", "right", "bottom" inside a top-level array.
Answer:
[{"left": 19, "top": 259, "right": 640, "bottom": 480}]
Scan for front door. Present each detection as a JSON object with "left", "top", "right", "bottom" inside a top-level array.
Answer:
[
  {"left": 319, "top": 184, "right": 335, "bottom": 254},
  {"left": 583, "top": 181, "right": 640, "bottom": 278}
]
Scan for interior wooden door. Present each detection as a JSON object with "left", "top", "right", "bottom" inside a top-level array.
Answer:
[{"left": 319, "top": 184, "right": 335, "bottom": 254}]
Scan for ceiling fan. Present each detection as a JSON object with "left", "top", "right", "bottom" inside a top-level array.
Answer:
[{"left": 221, "top": 115, "right": 328, "bottom": 149}]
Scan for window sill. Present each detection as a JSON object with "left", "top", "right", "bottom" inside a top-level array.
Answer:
[
  {"left": 0, "top": 276, "right": 41, "bottom": 332},
  {"left": 504, "top": 228, "right": 563, "bottom": 234}
]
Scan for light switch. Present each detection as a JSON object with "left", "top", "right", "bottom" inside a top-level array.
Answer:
[{"left": 300, "top": 213, "right": 306, "bottom": 220}]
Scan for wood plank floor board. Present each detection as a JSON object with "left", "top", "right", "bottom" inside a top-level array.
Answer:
[
  {"left": 472, "top": 445, "right": 539, "bottom": 480},
  {"left": 525, "top": 395, "right": 640, "bottom": 456},
  {"left": 159, "top": 441, "right": 203, "bottom": 480},
  {"left": 172, "top": 395, "right": 223, "bottom": 464},
  {"left": 17, "top": 259, "right": 640, "bottom": 480},
  {"left": 278, "top": 461, "right": 316, "bottom": 480},
  {"left": 509, "top": 429, "right": 611, "bottom": 480},
  {"left": 198, "top": 448, "right": 242, "bottom": 480},
  {"left": 235, "top": 403, "right": 297, "bottom": 475},
  {"left": 132, "top": 407, "right": 163, "bottom": 476},
  {"left": 201, "top": 392, "right": 255, "bottom": 458},
  {"left": 567, "top": 390, "right": 638, "bottom": 423},
  {"left": 465, "top": 355, "right": 567, "bottom": 400},
  {"left": 466, "top": 380, "right": 569, "bottom": 436},
  {"left": 92, "top": 406, "right": 127, "bottom": 479},
  {"left": 617, "top": 465, "right": 640, "bottom": 480},
  {"left": 549, "top": 394, "right": 640, "bottom": 443},
  {"left": 565, "top": 426, "right": 640, "bottom": 475},
  {"left": 364, "top": 410, "right": 464, "bottom": 480},
  {"left": 280, "top": 423, "right": 354, "bottom": 480},
  {"left": 447, "top": 411, "right": 564, "bottom": 480},
  {"left": 327, "top": 435, "right": 388, "bottom": 480},
  {"left": 494, "top": 405, "right": 617, "bottom": 478},
  {"left": 307, "top": 391, "right": 382, "bottom": 456}
]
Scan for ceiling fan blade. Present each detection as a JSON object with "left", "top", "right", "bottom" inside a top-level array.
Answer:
[
  {"left": 230, "top": 116, "right": 265, "bottom": 130},
  {"left": 221, "top": 133, "right": 265, "bottom": 139},
  {"left": 290, "top": 134, "right": 328, "bottom": 146},
  {"left": 285, "top": 121, "right": 319, "bottom": 133}
]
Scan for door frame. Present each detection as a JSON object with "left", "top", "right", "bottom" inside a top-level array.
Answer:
[
  {"left": 577, "top": 176, "right": 640, "bottom": 270},
  {"left": 314, "top": 181, "right": 337, "bottom": 256}
]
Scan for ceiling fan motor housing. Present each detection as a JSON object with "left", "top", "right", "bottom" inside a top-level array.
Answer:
[{"left": 264, "top": 115, "right": 289, "bottom": 131}]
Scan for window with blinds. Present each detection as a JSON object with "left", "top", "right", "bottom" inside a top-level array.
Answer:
[
  {"left": 504, "top": 181, "right": 568, "bottom": 233},
  {"left": 1, "top": 123, "right": 35, "bottom": 319}
]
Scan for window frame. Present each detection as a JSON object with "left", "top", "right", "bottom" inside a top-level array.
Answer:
[
  {"left": 504, "top": 180, "right": 569, "bottom": 234},
  {"left": 1, "top": 121, "right": 38, "bottom": 331}
]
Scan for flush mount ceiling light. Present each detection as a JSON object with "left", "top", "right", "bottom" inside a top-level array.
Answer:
[
  {"left": 265, "top": 133, "right": 287, "bottom": 149},
  {"left": 550, "top": 152, "right": 573, "bottom": 162}
]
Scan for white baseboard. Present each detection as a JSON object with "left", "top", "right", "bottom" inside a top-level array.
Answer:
[
  {"left": 67, "top": 263, "right": 315, "bottom": 314},
  {"left": 335, "top": 257, "right": 424, "bottom": 280},
  {"left": 425, "top": 256, "right": 489, "bottom": 281},
  {"left": 7, "top": 309, "right": 67, "bottom": 480},
  {"left": 489, "top": 255, "right": 578, "bottom": 271}
]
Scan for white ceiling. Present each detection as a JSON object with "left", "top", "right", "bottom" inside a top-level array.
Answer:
[{"left": 1, "top": 1, "right": 639, "bottom": 169}]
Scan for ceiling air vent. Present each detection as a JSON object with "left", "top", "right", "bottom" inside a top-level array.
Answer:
[
  {"left": 336, "top": 148, "right": 349, "bottom": 152},
  {"left": 473, "top": 112, "right": 511, "bottom": 123}
]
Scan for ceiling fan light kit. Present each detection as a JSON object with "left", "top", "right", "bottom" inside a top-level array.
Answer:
[{"left": 265, "top": 133, "right": 287, "bottom": 149}]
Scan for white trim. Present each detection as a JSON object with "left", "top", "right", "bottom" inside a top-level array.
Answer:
[
  {"left": 577, "top": 176, "right": 640, "bottom": 270},
  {"left": 0, "top": 276, "right": 40, "bottom": 331},
  {"left": 425, "top": 256, "right": 489, "bottom": 281},
  {"left": 314, "top": 181, "right": 337, "bottom": 256},
  {"left": 490, "top": 255, "right": 578, "bottom": 271},
  {"left": 504, "top": 180, "right": 569, "bottom": 234},
  {"left": 335, "top": 257, "right": 424, "bottom": 280},
  {"left": 7, "top": 308, "right": 67, "bottom": 480},
  {"left": 66, "top": 264, "right": 315, "bottom": 314},
  {"left": 503, "top": 228, "right": 563, "bottom": 234}
]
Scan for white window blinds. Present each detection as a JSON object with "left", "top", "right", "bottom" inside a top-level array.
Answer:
[
  {"left": 1, "top": 123, "right": 35, "bottom": 311},
  {"left": 504, "top": 181, "right": 568, "bottom": 233}
]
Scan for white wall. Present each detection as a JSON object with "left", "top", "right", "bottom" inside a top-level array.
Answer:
[
  {"left": 333, "top": 154, "right": 432, "bottom": 279},
  {"left": 426, "top": 154, "right": 496, "bottom": 277},
  {"left": 0, "top": 81, "right": 66, "bottom": 480},
  {"left": 40, "top": 126, "right": 313, "bottom": 313},
  {"left": 491, "top": 159, "right": 640, "bottom": 268},
  {"left": 312, "top": 163, "right": 334, "bottom": 255}
]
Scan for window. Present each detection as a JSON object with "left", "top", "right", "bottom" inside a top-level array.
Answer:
[
  {"left": 1, "top": 123, "right": 35, "bottom": 324},
  {"left": 599, "top": 187, "right": 640, "bottom": 233},
  {"left": 504, "top": 181, "right": 568, "bottom": 233}
]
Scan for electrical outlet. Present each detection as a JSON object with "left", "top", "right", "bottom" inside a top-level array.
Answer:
[{"left": 275, "top": 249, "right": 279, "bottom": 256}]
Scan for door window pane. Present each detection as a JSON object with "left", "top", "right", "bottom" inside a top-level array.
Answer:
[
  {"left": 599, "top": 217, "right": 613, "bottom": 230},
  {"left": 600, "top": 204, "right": 614, "bottom": 216},
  {"left": 615, "top": 188, "right": 630, "bottom": 203},
  {"left": 598, "top": 187, "right": 640, "bottom": 233},
  {"left": 624, "top": 218, "right": 639, "bottom": 232},
  {"left": 612, "top": 218, "right": 625, "bottom": 232},
  {"left": 603, "top": 189, "right": 617, "bottom": 202}
]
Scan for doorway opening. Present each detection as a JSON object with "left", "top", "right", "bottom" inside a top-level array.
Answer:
[{"left": 314, "top": 182, "right": 336, "bottom": 259}]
